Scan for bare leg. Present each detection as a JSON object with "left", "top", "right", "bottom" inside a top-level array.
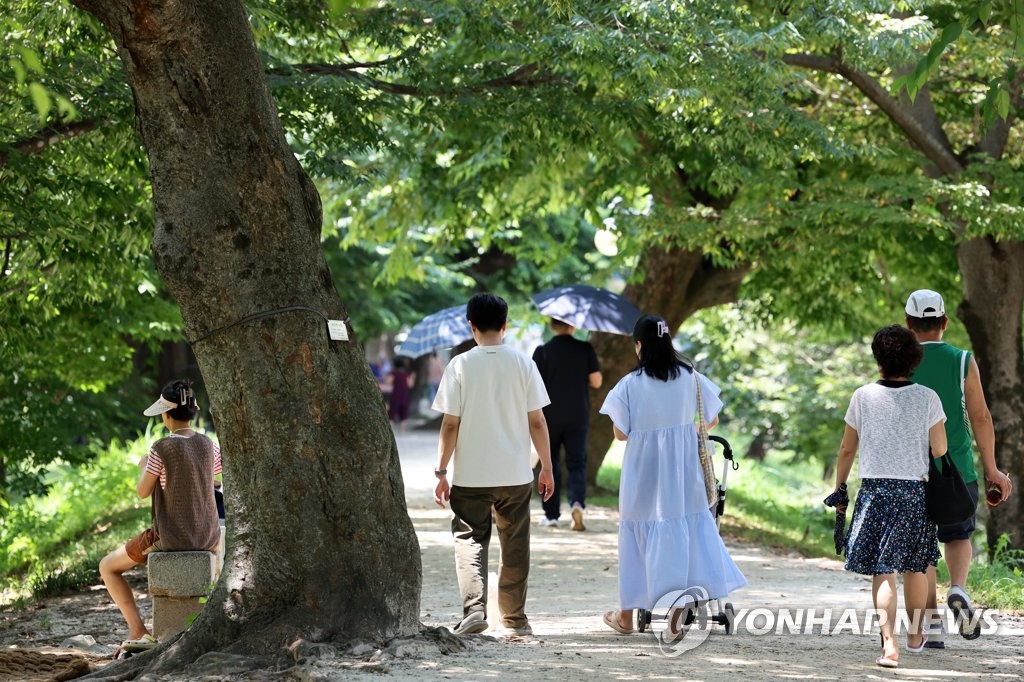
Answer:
[
  {"left": 617, "top": 609, "right": 633, "bottom": 630},
  {"left": 99, "top": 546, "right": 149, "bottom": 640},
  {"left": 903, "top": 571, "right": 928, "bottom": 649},
  {"left": 872, "top": 574, "right": 899, "bottom": 663},
  {"left": 944, "top": 539, "right": 973, "bottom": 588}
]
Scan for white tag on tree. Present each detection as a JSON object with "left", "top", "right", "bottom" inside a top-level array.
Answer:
[{"left": 327, "top": 320, "right": 349, "bottom": 341}]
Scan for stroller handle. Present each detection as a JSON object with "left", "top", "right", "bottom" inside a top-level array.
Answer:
[{"left": 708, "top": 434, "right": 734, "bottom": 460}]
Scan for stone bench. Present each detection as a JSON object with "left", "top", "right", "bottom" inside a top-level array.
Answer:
[{"left": 148, "top": 551, "right": 215, "bottom": 641}]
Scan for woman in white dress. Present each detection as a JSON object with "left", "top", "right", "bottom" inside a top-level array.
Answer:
[{"left": 599, "top": 314, "right": 746, "bottom": 634}]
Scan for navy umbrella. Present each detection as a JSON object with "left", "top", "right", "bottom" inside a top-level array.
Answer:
[
  {"left": 823, "top": 483, "right": 849, "bottom": 556},
  {"left": 531, "top": 284, "right": 643, "bottom": 336},
  {"left": 396, "top": 305, "right": 472, "bottom": 358}
]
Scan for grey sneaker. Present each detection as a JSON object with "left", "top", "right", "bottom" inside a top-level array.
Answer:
[
  {"left": 947, "top": 586, "right": 980, "bottom": 640},
  {"left": 453, "top": 611, "right": 489, "bottom": 635},
  {"left": 500, "top": 622, "right": 533, "bottom": 637}
]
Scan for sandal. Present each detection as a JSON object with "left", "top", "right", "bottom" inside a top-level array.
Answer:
[
  {"left": 603, "top": 610, "right": 633, "bottom": 635},
  {"left": 875, "top": 656, "right": 899, "bottom": 669},
  {"left": 120, "top": 633, "right": 157, "bottom": 652}
]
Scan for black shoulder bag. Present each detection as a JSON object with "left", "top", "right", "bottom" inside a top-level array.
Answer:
[{"left": 925, "top": 451, "right": 975, "bottom": 525}]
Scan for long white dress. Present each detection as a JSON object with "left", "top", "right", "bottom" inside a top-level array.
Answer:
[{"left": 600, "top": 368, "right": 747, "bottom": 610}]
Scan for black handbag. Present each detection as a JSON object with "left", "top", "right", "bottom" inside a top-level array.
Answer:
[{"left": 925, "top": 452, "right": 975, "bottom": 525}]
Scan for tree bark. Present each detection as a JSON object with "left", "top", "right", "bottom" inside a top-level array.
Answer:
[
  {"left": 585, "top": 245, "right": 748, "bottom": 486},
  {"left": 955, "top": 238, "right": 1024, "bottom": 556},
  {"left": 71, "top": 0, "right": 420, "bottom": 671}
]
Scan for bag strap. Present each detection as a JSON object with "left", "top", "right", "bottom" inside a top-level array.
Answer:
[{"left": 694, "top": 370, "right": 709, "bottom": 445}]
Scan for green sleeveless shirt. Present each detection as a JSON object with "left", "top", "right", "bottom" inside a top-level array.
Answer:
[{"left": 911, "top": 341, "right": 977, "bottom": 483}]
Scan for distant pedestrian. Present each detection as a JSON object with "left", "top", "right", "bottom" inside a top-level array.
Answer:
[
  {"left": 427, "top": 351, "right": 446, "bottom": 404},
  {"left": 388, "top": 357, "right": 415, "bottom": 433},
  {"left": 904, "top": 289, "right": 1013, "bottom": 645},
  {"left": 532, "top": 318, "right": 601, "bottom": 530},
  {"left": 99, "top": 379, "right": 221, "bottom": 652},
  {"left": 830, "top": 325, "right": 946, "bottom": 668},
  {"left": 599, "top": 314, "right": 745, "bottom": 635},
  {"left": 432, "top": 293, "right": 554, "bottom": 637}
]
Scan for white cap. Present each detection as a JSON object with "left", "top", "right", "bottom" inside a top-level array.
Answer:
[
  {"left": 143, "top": 395, "right": 179, "bottom": 417},
  {"left": 905, "top": 289, "right": 946, "bottom": 318}
]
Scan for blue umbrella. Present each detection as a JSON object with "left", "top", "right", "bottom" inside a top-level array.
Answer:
[
  {"left": 396, "top": 305, "right": 472, "bottom": 358},
  {"left": 532, "top": 284, "right": 643, "bottom": 336}
]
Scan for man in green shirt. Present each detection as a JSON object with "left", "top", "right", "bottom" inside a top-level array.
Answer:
[{"left": 905, "top": 289, "right": 1014, "bottom": 646}]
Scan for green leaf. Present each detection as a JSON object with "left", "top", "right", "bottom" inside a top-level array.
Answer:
[
  {"left": 938, "top": 22, "right": 962, "bottom": 46},
  {"left": 996, "top": 88, "right": 1010, "bottom": 120},
  {"left": 10, "top": 58, "right": 27, "bottom": 85},
  {"left": 55, "top": 95, "right": 78, "bottom": 122},
  {"left": 28, "top": 82, "right": 51, "bottom": 121},
  {"left": 16, "top": 46, "right": 44, "bottom": 74}
]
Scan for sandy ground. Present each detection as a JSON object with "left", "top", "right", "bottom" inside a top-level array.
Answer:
[{"left": 1, "top": 428, "right": 1022, "bottom": 681}]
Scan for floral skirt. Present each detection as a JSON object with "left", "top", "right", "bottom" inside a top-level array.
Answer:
[{"left": 844, "top": 478, "right": 940, "bottom": 575}]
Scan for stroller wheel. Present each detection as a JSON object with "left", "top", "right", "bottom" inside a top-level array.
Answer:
[
  {"left": 723, "top": 602, "right": 736, "bottom": 635},
  {"left": 637, "top": 609, "right": 651, "bottom": 633}
]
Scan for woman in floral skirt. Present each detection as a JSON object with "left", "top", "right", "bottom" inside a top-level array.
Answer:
[{"left": 831, "top": 325, "right": 947, "bottom": 668}]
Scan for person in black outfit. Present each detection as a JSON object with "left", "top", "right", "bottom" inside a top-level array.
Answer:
[{"left": 532, "top": 318, "right": 602, "bottom": 530}]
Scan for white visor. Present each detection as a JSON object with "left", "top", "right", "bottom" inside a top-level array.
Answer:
[{"left": 143, "top": 396, "right": 179, "bottom": 417}]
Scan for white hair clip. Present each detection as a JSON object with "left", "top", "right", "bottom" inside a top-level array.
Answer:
[{"left": 657, "top": 320, "right": 670, "bottom": 337}]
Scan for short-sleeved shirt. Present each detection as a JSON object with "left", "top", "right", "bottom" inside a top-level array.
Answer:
[
  {"left": 844, "top": 382, "right": 945, "bottom": 480},
  {"left": 432, "top": 344, "right": 550, "bottom": 487},
  {"left": 912, "top": 342, "right": 976, "bottom": 483},
  {"left": 532, "top": 335, "right": 600, "bottom": 425}
]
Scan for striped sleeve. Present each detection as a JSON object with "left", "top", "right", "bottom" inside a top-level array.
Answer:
[
  {"left": 212, "top": 441, "right": 222, "bottom": 475},
  {"left": 145, "top": 450, "right": 164, "bottom": 478}
]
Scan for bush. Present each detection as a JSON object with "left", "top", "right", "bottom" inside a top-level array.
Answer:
[{"left": 0, "top": 430, "right": 154, "bottom": 599}]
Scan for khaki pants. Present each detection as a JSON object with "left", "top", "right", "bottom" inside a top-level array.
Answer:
[{"left": 450, "top": 483, "right": 532, "bottom": 628}]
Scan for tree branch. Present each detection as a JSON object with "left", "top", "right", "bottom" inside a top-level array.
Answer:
[
  {"left": 782, "top": 52, "right": 963, "bottom": 176},
  {"left": 1, "top": 239, "right": 11, "bottom": 280},
  {"left": 269, "top": 62, "right": 562, "bottom": 97},
  {"left": 0, "top": 120, "right": 98, "bottom": 167}
]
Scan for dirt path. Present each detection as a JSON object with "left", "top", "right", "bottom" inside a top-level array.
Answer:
[{"left": 1, "top": 429, "right": 1022, "bottom": 681}]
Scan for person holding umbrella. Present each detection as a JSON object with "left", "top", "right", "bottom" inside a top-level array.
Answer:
[{"left": 532, "top": 317, "right": 602, "bottom": 530}]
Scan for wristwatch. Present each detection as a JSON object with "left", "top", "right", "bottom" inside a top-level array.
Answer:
[{"left": 434, "top": 468, "right": 447, "bottom": 478}]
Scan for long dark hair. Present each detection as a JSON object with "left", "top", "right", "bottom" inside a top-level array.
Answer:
[{"left": 632, "top": 314, "right": 692, "bottom": 381}]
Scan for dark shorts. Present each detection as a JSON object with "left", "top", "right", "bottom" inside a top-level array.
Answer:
[
  {"left": 936, "top": 480, "right": 979, "bottom": 543},
  {"left": 125, "top": 527, "right": 161, "bottom": 564}
]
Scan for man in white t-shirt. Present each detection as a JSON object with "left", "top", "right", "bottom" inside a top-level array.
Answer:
[{"left": 432, "top": 293, "right": 554, "bottom": 637}]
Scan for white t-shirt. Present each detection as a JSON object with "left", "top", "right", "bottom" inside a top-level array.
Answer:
[
  {"left": 845, "top": 382, "right": 946, "bottom": 480},
  {"left": 432, "top": 344, "right": 550, "bottom": 487}
]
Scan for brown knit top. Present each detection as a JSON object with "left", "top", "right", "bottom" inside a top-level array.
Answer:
[{"left": 148, "top": 433, "right": 220, "bottom": 553}]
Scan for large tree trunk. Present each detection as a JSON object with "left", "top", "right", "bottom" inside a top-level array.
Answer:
[
  {"left": 73, "top": 0, "right": 420, "bottom": 671},
  {"left": 585, "top": 245, "right": 748, "bottom": 486},
  {"left": 956, "top": 237, "right": 1024, "bottom": 557}
]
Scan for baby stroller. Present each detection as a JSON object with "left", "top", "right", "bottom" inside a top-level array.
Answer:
[{"left": 635, "top": 434, "right": 739, "bottom": 635}]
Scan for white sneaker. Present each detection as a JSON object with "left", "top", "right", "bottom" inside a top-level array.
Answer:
[
  {"left": 947, "top": 586, "right": 981, "bottom": 640},
  {"left": 538, "top": 517, "right": 558, "bottom": 528}
]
